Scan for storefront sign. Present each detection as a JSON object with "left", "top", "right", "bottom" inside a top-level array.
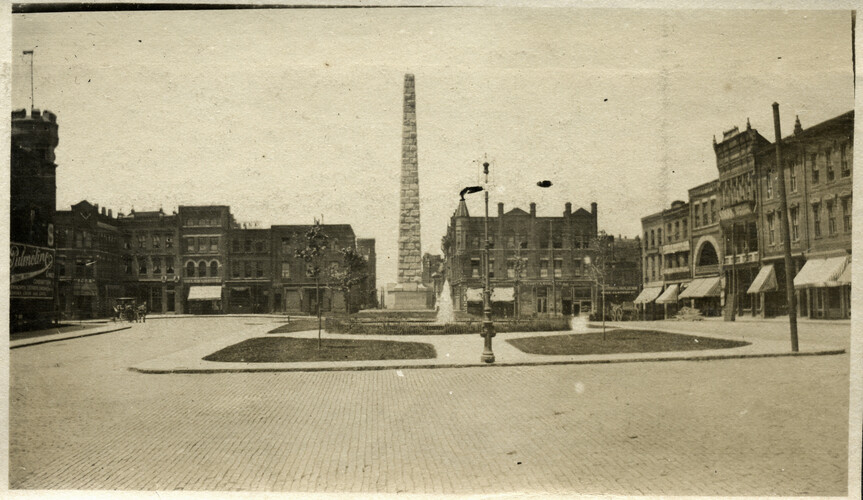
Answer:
[{"left": 10, "top": 242, "right": 55, "bottom": 300}]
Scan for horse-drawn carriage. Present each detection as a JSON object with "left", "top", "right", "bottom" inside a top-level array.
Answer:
[{"left": 113, "top": 297, "right": 147, "bottom": 323}]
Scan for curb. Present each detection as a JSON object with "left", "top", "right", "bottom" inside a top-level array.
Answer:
[
  {"left": 11, "top": 326, "right": 133, "bottom": 349},
  {"left": 128, "top": 348, "right": 847, "bottom": 374}
]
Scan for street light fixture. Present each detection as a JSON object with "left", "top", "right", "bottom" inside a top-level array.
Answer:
[{"left": 461, "top": 161, "right": 495, "bottom": 363}]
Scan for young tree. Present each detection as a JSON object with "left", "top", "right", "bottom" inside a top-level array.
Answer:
[
  {"left": 331, "top": 246, "right": 368, "bottom": 314},
  {"left": 587, "top": 231, "right": 612, "bottom": 340},
  {"left": 295, "top": 220, "right": 329, "bottom": 348}
]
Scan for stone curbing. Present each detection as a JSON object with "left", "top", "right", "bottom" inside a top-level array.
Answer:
[
  {"left": 11, "top": 324, "right": 132, "bottom": 349},
  {"left": 129, "top": 320, "right": 846, "bottom": 374}
]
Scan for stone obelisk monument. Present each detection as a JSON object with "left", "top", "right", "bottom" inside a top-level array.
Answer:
[{"left": 388, "top": 73, "right": 430, "bottom": 309}]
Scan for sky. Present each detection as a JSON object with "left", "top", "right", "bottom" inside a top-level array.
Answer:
[{"left": 10, "top": 7, "right": 855, "bottom": 288}]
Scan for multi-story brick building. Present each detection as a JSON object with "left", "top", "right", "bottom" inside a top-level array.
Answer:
[
  {"left": 443, "top": 200, "right": 600, "bottom": 317},
  {"left": 271, "top": 224, "right": 358, "bottom": 315},
  {"left": 10, "top": 109, "right": 59, "bottom": 330},
  {"left": 637, "top": 200, "right": 694, "bottom": 319},
  {"left": 680, "top": 180, "right": 723, "bottom": 316},
  {"left": 54, "top": 201, "right": 123, "bottom": 319},
  {"left": 117, "top": 208, "right": 181, "bottom": 314},
  {"left": 752, "top": 111, "right": 853, "bottom": 319},
  {"left": 227, "top": 226, "right": 272, "bottom": 313},
  {"left": 178, "top": 206, "right": 231, "bottom": 314}
]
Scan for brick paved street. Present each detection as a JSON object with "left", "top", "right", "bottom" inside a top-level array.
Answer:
[{"left": 10, "top": 317, "right": 849, "bottom": 495}]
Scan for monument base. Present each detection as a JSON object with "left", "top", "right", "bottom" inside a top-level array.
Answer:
[{"left": 387, "top": 282, "right": 432, "bottom": 310}]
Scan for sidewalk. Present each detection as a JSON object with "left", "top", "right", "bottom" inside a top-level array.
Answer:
[
  {"left": 130, "top": 318, "right": 847, "bottom": 374},
  {"left": 11, "top": 323, "right": 133, "bottom": 349}
]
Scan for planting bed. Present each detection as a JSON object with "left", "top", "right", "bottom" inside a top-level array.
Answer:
[{"left": 507, "top": 329, "right": 749, "bottom": 356}]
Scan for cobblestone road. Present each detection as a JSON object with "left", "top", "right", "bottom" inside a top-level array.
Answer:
[{"left": 10, "top": 317, "right": 850, "bottom": 495}]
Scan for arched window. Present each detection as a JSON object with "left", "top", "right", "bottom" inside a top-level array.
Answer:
[
  {"left": 210, "top": 261, "right": 219, "bottom": 277},
  {"left": 198, "top": 261, "right": 207, "bottom": 277},
  {"left": 186, "top": 261, "right": 195, "bottom": 277},
  {"left": 697, "top": 241, "right": 719, "bottom": 267}
]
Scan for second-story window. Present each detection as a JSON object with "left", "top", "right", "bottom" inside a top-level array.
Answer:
[
  {"left": 825, "top": 149, "right": 834, "bottom": 181},
  {"left": 152, "top": 257, "right": 161, "bottom": 274},
  {"left": 470, "top": 258, "right": 480, "bottom": 278},
  {"left": 767, "top": 213, "right": 775, "bottom": 245},
  {"left": 827, "top": 201, "right": 836, "bottom": 236},
  {"left": 553, "top": 258, "right": 562, "bottom": 278},
  {"left": 539, "top": 259, "right": 549, "bottom": 278},
  {"left": 185, "top": 238, "right": 195, "bottom": 252},
  {"left": 186, "top": 261, "right": 195, "bottom": 277},
  {"left": 166, "top": 257, "right": 174, "bottom": 275},
  {"left": 674, "top": 221, "right": 680, "bottom": 241},
  {"left": 841, "top": 143, "right": 850, "bottom": 177},
  {"left": 842, "top": 197, "right": 852, "bottom": 232},
  {"left": 812, "top": 203, "right": 822, "bottom": 238},
  {"left": 210, "top": 261, "right": 219, "bottom": 277},
  {"left": 139, "top": 258, "right": 148, "bottom": 275},
  {"left": 137, "top": 233, "right": 146, "bottom": 249},
  {"left": 790, "top": 207, "right": 800, "bottom": 241},
  {"left": 657, "top": 229, "right": 662, "bottom": 245},
  {"left": 209, "top": 237, "right": 218, "bottom": 252},
  {"left": 710, "top": 199, "right": 717, "bottom": 224},
  {"left": 809, "top": 153, "right": 819, "bottom": 184}
]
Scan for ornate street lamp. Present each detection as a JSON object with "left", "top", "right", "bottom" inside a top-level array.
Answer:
[{"left": 461, "top": 161, "right": 494, "bottom": 363}]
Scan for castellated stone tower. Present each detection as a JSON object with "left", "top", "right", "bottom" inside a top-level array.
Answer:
[{"left": 388, "top": 73, "right": 431, "bottom": 310}]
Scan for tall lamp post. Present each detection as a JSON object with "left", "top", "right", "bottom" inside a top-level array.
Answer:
[{"left": 460, "top": 168, "right": 494, "bottom": 363}]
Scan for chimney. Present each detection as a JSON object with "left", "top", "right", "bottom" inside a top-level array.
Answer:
[
  {"left": 94, "top": 203, "right": 99, "bottom": 213},
  {"left": 101, "top": 207, "right": 106, "bottom": 216},
  {"left": 529, "top": 202, "right": 536, "bottom": 217},
  {"left": 565, "top": 202, "right": 572, "bottom": 216},
  {"left": 591, "top": 202, "right": 597, "bottom": 217},
  {"left": 108, "top": 209, "right": 112, "bottom": 218},
  {"left": 498, "top": 202, "right": 504, "bottom": 217}
]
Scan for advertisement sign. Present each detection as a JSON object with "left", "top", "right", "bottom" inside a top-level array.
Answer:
[{"left": 10, "top": 242, "right": 55, "bottom": 300}]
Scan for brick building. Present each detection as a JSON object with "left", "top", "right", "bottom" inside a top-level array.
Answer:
[
  {"left": 227, "top": 227, "right": 272, "bottom": 313},
  {"left": 117, "top": 208, "right": 181, "bottom": 314},
  {"left": 443, "top": 200, "right": 601, "bottom": 317}
]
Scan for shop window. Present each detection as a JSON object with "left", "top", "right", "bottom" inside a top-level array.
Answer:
[{"left": 210, "top": 261, "right": 219, "bottom": 277}]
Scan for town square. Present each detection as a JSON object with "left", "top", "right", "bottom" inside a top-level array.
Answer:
[{"left": 7, "top": 4, "right": 859, "bottom": 497}]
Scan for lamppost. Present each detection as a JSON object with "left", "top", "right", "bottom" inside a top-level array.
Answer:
[{"left": 460, "top": 161, "right": 494, "bottom": 363}]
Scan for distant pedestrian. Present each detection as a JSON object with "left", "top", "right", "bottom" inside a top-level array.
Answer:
[{"left": 138, "top": 304, "right": 147, "bottom": 323}]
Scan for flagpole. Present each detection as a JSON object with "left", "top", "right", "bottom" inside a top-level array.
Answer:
[{"left": 23, "top": 50, "right": 34, "bottom": 113}]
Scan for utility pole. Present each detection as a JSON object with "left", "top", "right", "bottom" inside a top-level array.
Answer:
[{"left": 772, "top": 103, "right": 799, "bottom": 352}]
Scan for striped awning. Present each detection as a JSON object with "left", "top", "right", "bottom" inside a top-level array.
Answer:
[
  {"left": 836, "top": 264, "right": 851, "bottom": 285},
  {"left": 747, "top": 265, "right": 778, "bottom": 294},
  {"left": 793, "top": 257, "right": 849, "bottom": 289},
  {"left": 680, "top": 277, "right": 722, "bottom": 299},
  {"left": 633, "top": 286, "right": 663, "bottom": 304},
  {"left": 655, "top": 284, "right": 679, "bottom": 304}
]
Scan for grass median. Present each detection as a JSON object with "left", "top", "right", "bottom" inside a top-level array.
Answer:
[
  {"left": 204, "top": 337, "right": 437, "bottom": 363},
  {"left": 507, "top": 329, "right": 749, "bottom": 356}
]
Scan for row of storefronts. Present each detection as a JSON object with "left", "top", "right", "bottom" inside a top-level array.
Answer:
[{"left": 638, "top": 109, "right": 852, "bottom": 321}]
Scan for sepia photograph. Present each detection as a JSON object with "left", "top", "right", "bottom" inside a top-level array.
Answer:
[{"left": 6, "top": 2, "right": 860, "bottom": 497}]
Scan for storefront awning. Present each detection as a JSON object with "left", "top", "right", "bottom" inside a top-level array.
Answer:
[
  {"left": 466, "top": 287, "right": 515, "bottom": 302},
  {"left": 793, "top": 257, "right": 849, "bottom": 289},
  {"left": 835, "top": 264, "right": 851, "bottom": 286},
  {"left": 188, "top": 285, "right": 222, "bottom": 300},
  {"left": 73, "top": 282, "right": 98, "bottom": 296},
  {"left": 633, "top": 286, "right": 663, "bottom": 304},
  {"left": 655, "top": 284, "right": 679, "bottom": 304},
  {"left": 680, "top": 277, "right": 721, "bottom": 299},
  {"left": 747, "top": 265, "right": 778, "bottom": 294}
]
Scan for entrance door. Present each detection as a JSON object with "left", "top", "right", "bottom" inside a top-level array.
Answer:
[
  {"left": 150, "top": 286, "right": 162, "bottom": 313},
  {"left": 166, "top": 287, "right": 176, "bottom": 313}
]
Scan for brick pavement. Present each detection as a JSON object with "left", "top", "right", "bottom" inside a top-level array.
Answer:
[{"left": 9, "top": 317, "right": 851, "bottom": 495}]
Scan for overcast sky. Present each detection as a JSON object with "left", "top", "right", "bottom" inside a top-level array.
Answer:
[{"left": 11, "top": 7, "right": 854, "bottom": 288}]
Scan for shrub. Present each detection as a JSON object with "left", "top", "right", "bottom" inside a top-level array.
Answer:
[{"left": 325, "top": 316, "right": 572, "bottom": 335}]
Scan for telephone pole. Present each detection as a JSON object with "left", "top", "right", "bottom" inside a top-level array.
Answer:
[{"left": 772, "top": 103, "right": 799, "bottom": 352}]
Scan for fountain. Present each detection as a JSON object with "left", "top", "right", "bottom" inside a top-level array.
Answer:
[{"left": 435, "top": 279, "right": 455, "bottom": 324}]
